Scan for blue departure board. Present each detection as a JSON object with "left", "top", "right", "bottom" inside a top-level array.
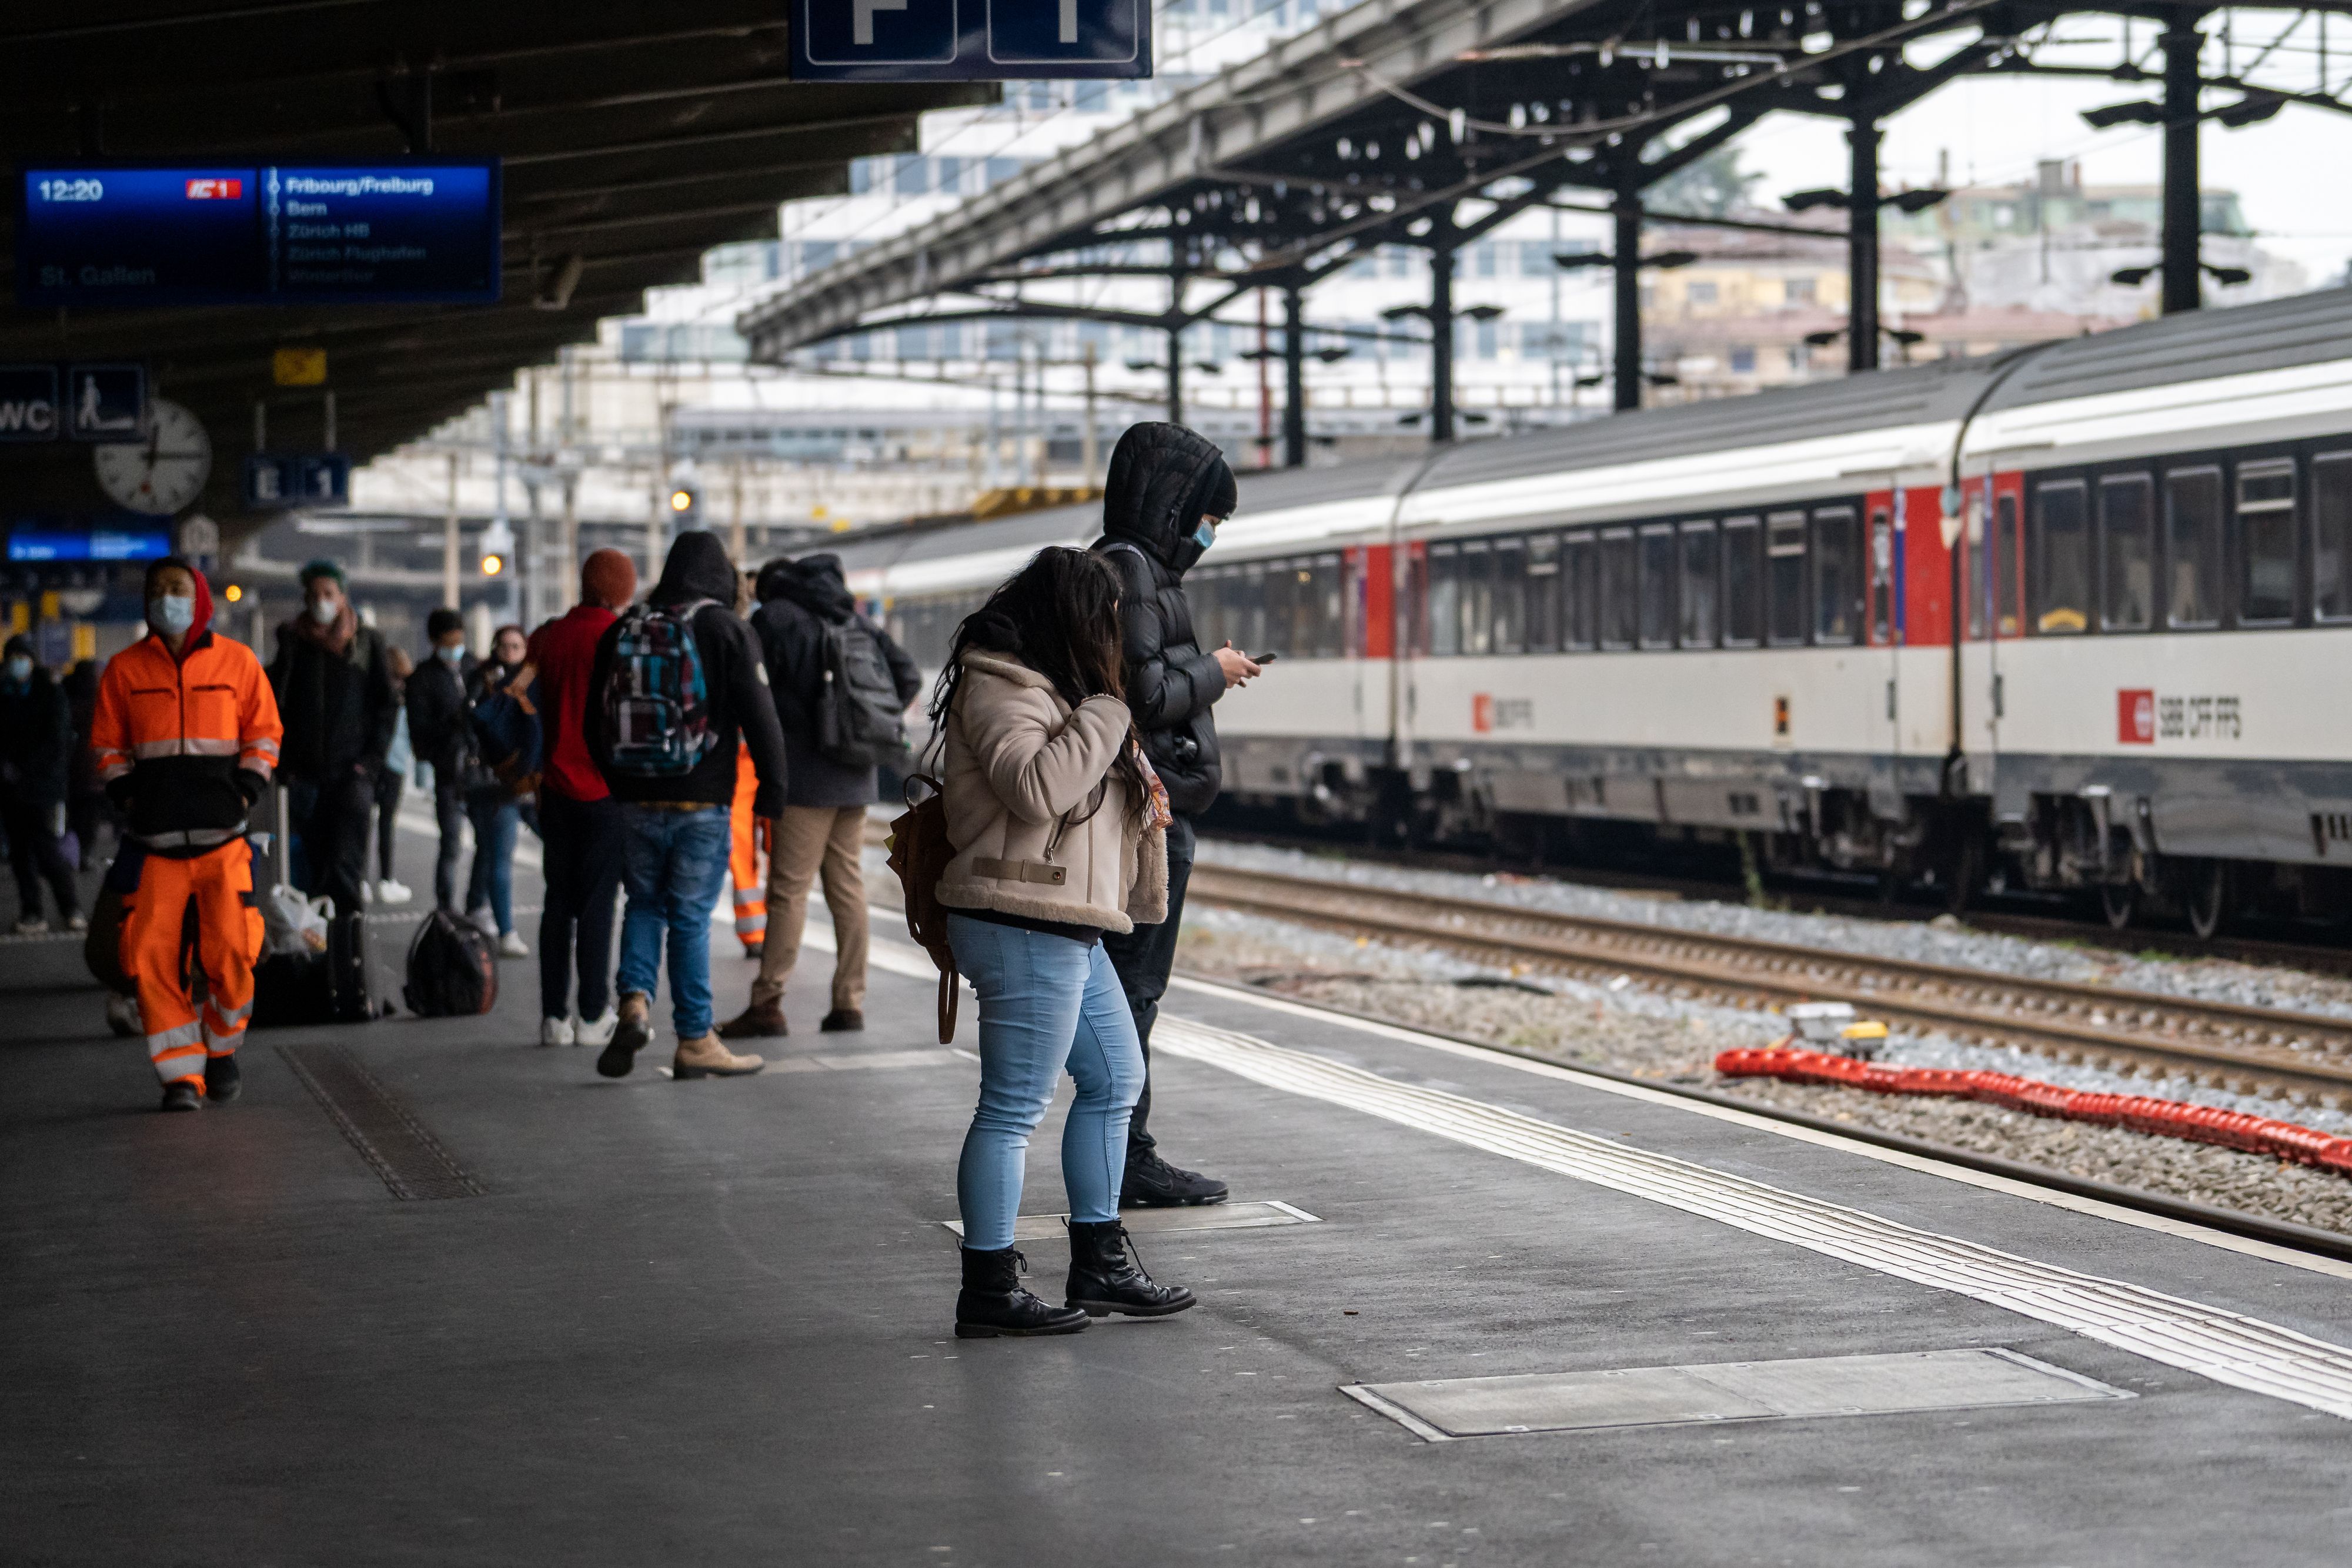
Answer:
[{"left": 16, "top": 163, "right": 502, "bottom": 309}]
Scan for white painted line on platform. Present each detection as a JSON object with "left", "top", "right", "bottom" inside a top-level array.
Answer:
[
  {"left": 1150, "top": 1011, "right": 2352, "bottom": 1423},
  {"left": 1167, "top": 973, "right": 2352, "bottom": 1285}
]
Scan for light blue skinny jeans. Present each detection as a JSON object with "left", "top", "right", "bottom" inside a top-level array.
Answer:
[{"left": 948, "top": 912, "right": 1145, "bottom": 1253}]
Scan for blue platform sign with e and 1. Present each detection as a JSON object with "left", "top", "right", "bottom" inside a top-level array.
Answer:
[
  {"left": 793, "top": 0, "right": 1150, "bottom": 81},
  {"left": 16, "top": 163, "right": 501, "bottom": 309}
]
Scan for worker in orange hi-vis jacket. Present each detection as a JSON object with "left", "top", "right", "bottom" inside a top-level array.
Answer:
[
  {"left": 728, "top": 740, "right": 767, "bottom": 958},
  {"left": 89, "top": 557, "right": 283, "bottom": 1113}
]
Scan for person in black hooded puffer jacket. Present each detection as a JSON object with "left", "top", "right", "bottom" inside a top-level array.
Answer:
[{"left": 1090, "top": 422, "right": 1261, "bottom": 1208}]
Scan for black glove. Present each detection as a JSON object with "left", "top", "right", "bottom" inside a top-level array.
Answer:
[
  {"left": 105, "top": 774, "right": 136, "bottom": 812},
  {"left": 235, "top": 768, "right": 268, "bottom": 808}
]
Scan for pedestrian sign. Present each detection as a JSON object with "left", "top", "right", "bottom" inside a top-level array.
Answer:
[
  {"left": 792, "top": 0, "right": 1150, "bottom": 80},
  {"left": 66, "top": 365, "right": 147, "bottom": 441}
]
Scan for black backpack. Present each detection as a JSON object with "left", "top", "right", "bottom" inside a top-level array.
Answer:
[
  {"left": 817, "top": 615, "right": 908, "bottom": 768},
  {"left": 403, "top": 910, "right": 499, "bottom": 1017}
]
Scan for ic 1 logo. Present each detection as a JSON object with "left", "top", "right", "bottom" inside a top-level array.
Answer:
[
  {"left": 1471, "top": 694, "right": 1532, "bottom": 733},
  {"left": 185, "top": 178, "right": 243, "bottom": 199},
  {"left": 2118, "top": 688, "right": 2156, "bottom": 745}
]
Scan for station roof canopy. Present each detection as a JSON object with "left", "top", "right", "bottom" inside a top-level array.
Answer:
[
  {"left": 0, "top": 1, "right": 993, "bottom": 514},
  {"left": 736, "top": 0, "right": 2344, "bottom": 365}
]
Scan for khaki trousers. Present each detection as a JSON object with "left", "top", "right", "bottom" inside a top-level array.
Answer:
[{"left": 748, "top": 804, "right": 868, "bottom": 1012}]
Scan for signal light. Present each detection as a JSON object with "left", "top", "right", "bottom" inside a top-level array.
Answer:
[
  {"left": 480, "top": 554, "right": 504, "bottom": 577},
  {"left": 669, "top": 489, "right": 693, "bottom": 513},
  {"left": 223, "top": 583, "right": 243, "bottom": 603}
]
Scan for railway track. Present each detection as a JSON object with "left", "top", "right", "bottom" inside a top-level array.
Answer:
[{"left": 1185, "top": 863, "right": 2352, "bottom": 1109}]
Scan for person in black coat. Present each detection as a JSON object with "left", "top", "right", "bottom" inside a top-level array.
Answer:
[
  {"left": 406, "top": 607, "right": 476, "bottom": 914},
  {"left": 1090, "top": 422, "right": 1261, "bottom": 1207},
  {"left": 584, "top": 530, "right": 787, "bottom": 1081},
  {"left": 266, "top": 560, "right": 398, "bottom": 919},
  {"left": 719, "top": 553, "right": 921, "bottom": 1041},
  {"left": 0, "top": 636, "right": 83, "bottom": 932}
]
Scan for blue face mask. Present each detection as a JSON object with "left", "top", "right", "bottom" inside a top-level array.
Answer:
[
  {"left": 436, "top": 643, "right": 465, "bottom": 666},
  {"left": 4, "top": 656, "right": 31, "bottom": 686},
  {"left": 1192, "top": 518, "right": 1220, "bottom": 551},
  {"left": 148, "top": 594, "right": 195, "bottom": 636}
]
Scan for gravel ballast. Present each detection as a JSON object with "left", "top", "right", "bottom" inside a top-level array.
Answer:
[{"left": 1174, "top": 904, "right": 2352, "bottom": 1239}]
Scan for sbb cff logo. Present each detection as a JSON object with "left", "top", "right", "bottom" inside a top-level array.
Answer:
[
  {"left": 2119, "top": 688, "right": 2156, "bottom": 744},
  {"left": 185, "top": 178, "right": 242, "bottom": 200}
]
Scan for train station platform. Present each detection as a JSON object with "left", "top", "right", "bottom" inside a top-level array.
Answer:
[{"left": 9, "top": 850, "right": 2352, "bottom": 1565}]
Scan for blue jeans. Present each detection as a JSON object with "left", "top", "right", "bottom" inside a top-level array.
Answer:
[
  {"left": 617, "top": 805, "right": 731, "bottom": 1039},
  {"left": 947, "top": 913, "right": 1145, "bottom": 1253},
  {"left": 465, "top": 795, "right": 520, "bottom": 935}
]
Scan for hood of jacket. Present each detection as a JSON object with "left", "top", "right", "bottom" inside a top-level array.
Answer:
[
  {"left": 1099, "top": 422, "right": 1237, "bottom": 577},
  {"left": 651, "top": 529, "right": 740, "bottom": 609},
  {"left": 959, "top": 648, "right": 1056, "bottom": 694},
  {"left": 776, "top": 553, "right": 856, "bottom": 623}
]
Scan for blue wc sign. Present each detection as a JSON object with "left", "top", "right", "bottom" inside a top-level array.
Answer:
[{"left": 792, "top": 0, "right": 1150, "bottom": 79}]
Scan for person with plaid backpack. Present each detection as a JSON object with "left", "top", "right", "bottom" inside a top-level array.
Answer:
[{"left": 584, "top": 532, "right": 786, "bottom": 1084}]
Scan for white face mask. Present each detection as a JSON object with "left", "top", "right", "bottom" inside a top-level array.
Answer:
[
  {"left": 149, "top": 594, "right": 196, "bottom": 636},
  {"left": 4, "top": 656, "right": 31, "bottom": 684},
  {"left": 1192, "top": 516, "right": 1220, "bottom": 550},
  {"left": 309, "top": 597, "right": 342, "bottom": 626},
  {"left": 436, "top": 643, "right": 465, "bottom": 666}
]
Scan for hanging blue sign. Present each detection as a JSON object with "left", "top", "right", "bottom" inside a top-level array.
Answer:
[
  {"left": 791, "top": 0, "right": 1150, "bottom": 80},
  {"left": 0, "top": 366, "right": 62, "bottom": 442},
  {"left": 16, "top": 163, "right": 501, "bottom": 309},
  {"left": 7, "top": 527, "right": 174, "bottom": 562},
  {"left": 244, "top": 452, "right": 352, "bottom": 510}
]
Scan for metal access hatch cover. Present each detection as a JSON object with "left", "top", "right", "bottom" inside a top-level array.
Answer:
[
  {"left": 1345, "top": 1349, "right": 2129, "bottom": 1442},
  {"left": 943, "top": 1198, "right": 1320, "bottom": 1243}
]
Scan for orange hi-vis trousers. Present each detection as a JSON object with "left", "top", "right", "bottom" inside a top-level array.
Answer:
[
  {"left": 121, "top": 839, "right": 264, "bottom": 1090},
  {"left": 729, "top": 742, "right": 767, "bottom": 954}
]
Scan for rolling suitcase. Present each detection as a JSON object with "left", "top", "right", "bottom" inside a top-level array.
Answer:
[{"left": 250, "top": 785, "right": 375, "bottom": 1027}]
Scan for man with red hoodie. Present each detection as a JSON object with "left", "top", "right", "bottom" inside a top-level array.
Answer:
[
  {"left": 89, "top": 559, "right": 282, "bottom": 1111},
  {"left": 528, "top": 547, "right": 637, "bottom": 1048}
]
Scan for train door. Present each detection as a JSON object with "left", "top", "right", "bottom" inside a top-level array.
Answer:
[
  {"left": 1865, "top": 490, "right": 1900, "bottom": 773},
  {"left": 1391, "top": 539, "right": 1427, "bottom": 779},
  {"left": 1963, "top": 469, "right": 2026, "bottom": 791},
  {"left": 1346, "top": 543, "right": 1395, "bottom": 755}
]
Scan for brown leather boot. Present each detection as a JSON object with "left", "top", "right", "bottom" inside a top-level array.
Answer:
[
  {"left": 674, "top": 1034, "right": 764, "bottom": 1080},
  {"left": 717, "top": 999, "right": 788, "bottom": 1040}
]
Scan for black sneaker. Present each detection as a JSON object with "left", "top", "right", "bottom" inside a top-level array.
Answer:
[
  {"left": 204, "top": 1053, "right": 242, "bottom": 1104},
  {"left": 1120, "top": 1151, "right": 1230, "bottom": 1208},
  {"left": 819, "top": 1009, "right": 864, "bottom": 1033},
  {"left": 159, "top": 1081, "right": 203, "bottom": 1113}
]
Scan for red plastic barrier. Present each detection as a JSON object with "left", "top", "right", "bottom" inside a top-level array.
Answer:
[{"left": 1715, "top": 1046, "right": 2352, "bottom": 1178}]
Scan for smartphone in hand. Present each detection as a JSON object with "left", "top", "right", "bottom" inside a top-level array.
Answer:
[{"left": 1246, "top": 651, "right": 1280, "bottom": 664}]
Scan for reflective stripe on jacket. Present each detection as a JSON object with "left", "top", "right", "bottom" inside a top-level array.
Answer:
[{"left": 90, "top": 630, "right": 282, "bottom": 856}]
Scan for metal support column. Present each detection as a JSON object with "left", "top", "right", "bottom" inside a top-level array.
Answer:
[
  {"left": 1847, "top": 115, "right": 1882, "bottom": 372},
  {"left": 1282, "top": 285, "right": 1307, "bottom": 468},
  {"left": 1428, "top": 243, "right": 1455, "bottom": 442},
  {"left": 2163, "top": 24, "right": 2204, "bottom": 314},
  {"left": 1165, "top": 323, "right": 1184, "bottom": 427},
  {"left": 1612, "top": 192, "right": 1642, "bottom": 412}
]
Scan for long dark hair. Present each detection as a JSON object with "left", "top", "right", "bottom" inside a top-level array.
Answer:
[{"left": 926, "top": 546, "right": 1147, "bottom": 822}]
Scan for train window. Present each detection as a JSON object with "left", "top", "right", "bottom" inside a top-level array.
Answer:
[
  {"left": 1722, "top": 517, "right": 1761, "bottom": 646},
  {"left": 2030, "top": 480, "right": 2090, "bottom": 634},
  {"left": 1311, "top": 554, "right": 1345, "bottom": 658},
  {"left": 1459, "top": 539, "right": 1494, "bottom": 656},
  {"left": 1263, "top": 557, "right": 1297, "bottom": 657},
  {"left": 1563, "top": 532, "right": 1598, "bottom": 650},
  {"left": 2238, "top": 458, "right": 2297, "bottom": 624},
  {"left": 2314, "top": 452, "right": 2352, "bottom": 622},
  {"left": 1679, "top": 520, "right": 1718, "bottom": 647},
  {"left": 1492, "top": 536, "right": 1526, "bottom": 655},
  {"left": 1866, "top": 506, "right": 1893, "bottom": 644},
  {"left": 1766, "top": 511, "right": 1807, "bottom": 645},
  {"left": 2099, "top": 473, "right": 2156, "bottom": 632},
  {"left": 1812, "top": 507, "right": 1859, "bottom": 644},
  {"left": 1599, "top": 529, "right": 1636, "bottom": 648},
  {"left": 1638, "top": 524, "right": 1676, "bottom": 648},
  {"left": 1237, "top": 560, "right": 1268, "bottom": 655},
  {"left": 1427, "top": 543, "right": 1461, "bottom": 657},
  {"left": 1993, "top": 490, "right": 2022, "bottom": 636},
  {"left": 1524, "top": 534, "right": 1562, "bottom": 653},
  {"left": 1405, "top": 545, "right": 1431, "bottom": 658},
  {"left": 2163, "top": 468, "right": 2222, "bottom": 628}
]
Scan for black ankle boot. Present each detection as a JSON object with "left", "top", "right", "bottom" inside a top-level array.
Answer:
[
  {"left": 1065, "top": 1221, "right": 1197, "bottom": 1318},
  {"left": 956, "top": 1247, "right": 1088, "bottom": 1339}
]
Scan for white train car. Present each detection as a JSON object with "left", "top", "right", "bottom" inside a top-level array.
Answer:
[{"left": 831, "top": 287, "right": 2352, "bottom": 931}]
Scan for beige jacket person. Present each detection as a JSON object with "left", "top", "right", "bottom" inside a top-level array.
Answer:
[{"left": 938, "top": 650, "right": 1169, "bottom": 934}]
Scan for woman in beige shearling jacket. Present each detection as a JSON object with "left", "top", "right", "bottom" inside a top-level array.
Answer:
[{"left": 928, "top": 548, "right": 1196, "bottom": 1340}]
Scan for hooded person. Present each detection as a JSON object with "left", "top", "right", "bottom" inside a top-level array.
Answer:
[
  {"left": 716, "top": 553, "right": 922, "bottom": 1043},
  {"left": 1088, "top": 422, "right": 1260, "bottom": 1208},
  {"left": 265, "top": 558, "right": 398, "bottom": 920},
  {"left": 584, "top": 531, "right": 787, "bottom": 1082},
  {"left": 0, "top": 632, "right": 82, "bottom": 933},
  {"left": 89, "top": 556, "right": 283, "bottom": 1111}
]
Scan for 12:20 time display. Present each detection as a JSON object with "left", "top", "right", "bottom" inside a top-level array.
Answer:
[{"left": 35, "top": 178, "right": 105, "bottom": 202}]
